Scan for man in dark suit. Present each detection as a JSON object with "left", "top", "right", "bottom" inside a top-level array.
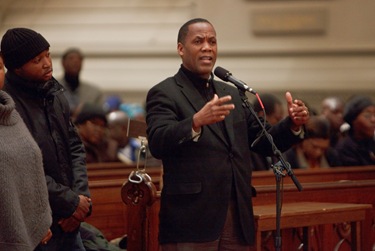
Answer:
[{"left": 146, "top": 18, "right": 310, "bottom": 251}]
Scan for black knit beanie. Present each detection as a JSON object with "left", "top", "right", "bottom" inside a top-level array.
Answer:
[
  {"left": 1, "top": 27, "right": 50, "bottom": 70},
  {"left": 343, "top": 96, "right": 375, "bottom": 126}
]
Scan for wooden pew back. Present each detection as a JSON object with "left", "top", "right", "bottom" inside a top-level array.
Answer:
[
  {"left": 86, "top": 165, "right": 375, "bottom": 247},
  {"left": 135, "top": 179, "right": 375, "bottom": 251},
  {"left": 85, "top": 162, "right": 162, "bottom": 240},
  {"left": 122, "top": 166, "right": 375, "bottom": 251},
  {"left": 252, "top": 165, "right": 375, "bottom": 186}
]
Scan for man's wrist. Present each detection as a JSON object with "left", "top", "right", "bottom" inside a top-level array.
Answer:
[
  {"left": 291, "top": 126, "right": 301, "bottom": 134},
  {"left": 72, "top": 210, "right": 84, "bottom": 222},
  {"left": 291, "top": 126, "right": 305, "bottom": 139}
]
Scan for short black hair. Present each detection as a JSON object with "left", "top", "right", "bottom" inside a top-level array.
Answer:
[
  {"left": 177, "top": 18, "right": 212, "bottom": 44},
  {"left": 74, "top": 103, "right": 107, "bottom": 125},
  {"left": 61, "top": 47, "right": 83, "bottom": 61},
  {"left": 305, "top": 115, "right": 331, "bottom": 139},
  {"left": 253, "top": 93, "right": 282, "bottom": 115}
]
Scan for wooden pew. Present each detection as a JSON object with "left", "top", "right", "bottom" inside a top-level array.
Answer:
[
  {"left": 252, "top": 202, "right": 372, "bottom": 251},
  {"left": 87, "top": 163, "right": 375, "bottom": 190},
  {"left": 86, "top": 179, "right": 128, "bottom": 240},
  {"left": 252, "top": 167, "right": 375, "bottom": 250},
  {"left": 122, "top": 166, "right": 375, "bottom": 251},
  {"left": 132, "top": 180, "right": 375, "bottom": 251},
  {"left": 252, "top": 165, "right": 375, "bottom": 186},
  {"left": 87, "top": 162, "right": 162, "bottom": 188},
  {"left": 85, "top": 162, "right": 162, "bottom": 240},
  {"left": 252, "top": 180, "right": 375, "bottom": 251},
  {"left": 86, "top": 165, "right": 375, "bottom": 247}
]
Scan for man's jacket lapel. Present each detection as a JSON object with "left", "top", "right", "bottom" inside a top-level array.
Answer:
[{"left": 174, "top": 73, "right": 230, "bottom": 146}]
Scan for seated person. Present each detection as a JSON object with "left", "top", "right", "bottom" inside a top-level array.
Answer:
[
  {"left": 106, "top": 110, "right": 133, "bottom": 164},
  {"left": 74, "top": 103, "right": 119, "bottom": 163},
  {"left": 118, "top": 103, "right": 162, "bottom": 167},
  {"left": 284, "top": 115, "right": 341, "bottom": 169},
  {"left": 80, "top": 222, "right": 126, "bottom": 251},
  {"left": 335, "top": 95, "right": 375, "bottom": 166},
  {"left": 253, "top": 93, "right": 285, "bottom": 125},
  {"left": 320, "top": 96, "right": 346, "bottom": 147},
  {"left": 103, "top": 95, "right": 123, "bottom": 113},
  {"left": 250, "top": 93, "right": 285, "bottom": 171}
]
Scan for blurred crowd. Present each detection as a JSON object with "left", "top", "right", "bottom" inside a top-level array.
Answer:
[{"left": 250, "top": 93, "right": 375, "bottom": 171}]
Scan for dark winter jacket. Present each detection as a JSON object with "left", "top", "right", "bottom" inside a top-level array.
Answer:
[{"left": 4, "top": 71, "right": 90, "bottom": 219}]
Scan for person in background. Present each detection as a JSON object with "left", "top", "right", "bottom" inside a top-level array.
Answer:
[
  {"left": 284, "top": 115, "right": 341, "bottom": 169},
  {"left": 103, "top": 95, "right": 123, "bottom": 113},
  {"left": 118, "top": 102, "right": 162, "bottom": 166},
  {"left": 106, "top": 110, "right": 133, "bottom": 164},
  {"left": 107, "top": 110, "right": 130, "bottom": 148},
  {"left": 76, "top": 106, "right": 126, "bottom": 251},
  {"left": 79, "top": 222, "right": 126, "bottom": 251},
  {"left": 118, "top": 103, "right": 146, "bottom": 163},
  {"left": 335, "top": 95, "right": 375, "bottom": 166},
  {"left": 75, "top": 103, "right": 119, "bottom": 163},
  {"left": 1, "top": 28, "right": 91, "bottom": 251},
  {"left": 253, "top": 93, "right": 285, "bottom": 126},
  {"left": 58, "top": 48, "right": 103, "bottom": 114},
  {"left": 146, "top": 18, "right": 309, "bottom": 251},
  {"left": 251, "top": 93, "right": 285, "bottom": 171},
  {"left": 120, "top": 102, "right": 146, "bottom": 122},
  {"left": 0, "top": 53, "right": 52, "bottom": 251},
  {"left": 320, "top": 96, "right": 346, "bottom": 147}
]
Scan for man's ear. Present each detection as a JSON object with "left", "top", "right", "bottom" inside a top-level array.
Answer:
[{"left": 177, "top": 42, "right": 184, "bottom": 57}]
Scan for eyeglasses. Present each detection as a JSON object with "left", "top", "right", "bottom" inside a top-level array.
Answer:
[{"left": 361, "top": 112, "right": 375, "bottom": 120}]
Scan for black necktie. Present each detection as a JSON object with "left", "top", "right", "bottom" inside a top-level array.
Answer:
[
  {"left": 204, "top": 82, "right": 214, "bottom": 101},
  {"left": 204, "top": 82, "right": 230, "bottom": 143}
]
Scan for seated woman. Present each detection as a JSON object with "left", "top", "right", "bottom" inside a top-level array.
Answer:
[
  {"left": 335, "top": 95, "right": 375, "bottom": 166},
  {"left": 284, "top": 115, "right": 341, "bottom": 169}
]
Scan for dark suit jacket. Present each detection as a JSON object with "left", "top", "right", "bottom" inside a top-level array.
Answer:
[{"left": 146, "top": 68, "right": 301, "bottom": 245}]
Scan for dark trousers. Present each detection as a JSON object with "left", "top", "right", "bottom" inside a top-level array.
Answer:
[{"left": 161, "top": 201, "right": 254, "bottom": 251}]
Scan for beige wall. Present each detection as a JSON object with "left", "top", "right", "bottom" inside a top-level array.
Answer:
[{"left": 1, "top": 0, "right": 374, "bottom": 110}]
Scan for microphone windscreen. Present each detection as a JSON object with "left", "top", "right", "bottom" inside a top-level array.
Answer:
[{"left": 214, "top": 66, "right": 230, "bottom": 81}]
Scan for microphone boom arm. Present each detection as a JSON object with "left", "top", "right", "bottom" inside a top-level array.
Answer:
[{"left": 240, "top": 90, "right": 303, "bottom": 192}]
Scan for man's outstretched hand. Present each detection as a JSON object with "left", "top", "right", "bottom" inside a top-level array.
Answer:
[{"left": 285, "top": 91, "right": 310, "bottom": 131}]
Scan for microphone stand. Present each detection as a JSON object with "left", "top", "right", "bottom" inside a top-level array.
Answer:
[{"left": 239, "top": 90, "right": 303, "bottom": 251}]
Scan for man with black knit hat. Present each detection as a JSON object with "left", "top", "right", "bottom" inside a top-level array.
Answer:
[
  {"left": 335, "top": 95, "right": 375, "bottom": 166},
  {"left": 1, "top": 27, "right": 91, "bottom": 251}
]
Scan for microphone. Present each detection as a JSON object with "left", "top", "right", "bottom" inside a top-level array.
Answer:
[{"left": 214, "top": 66, "right": 256, "bottom": 94}]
